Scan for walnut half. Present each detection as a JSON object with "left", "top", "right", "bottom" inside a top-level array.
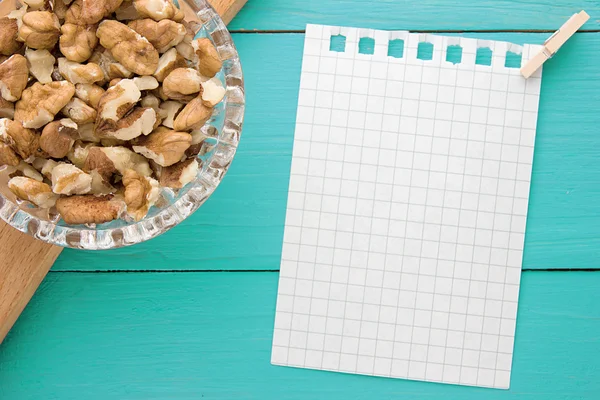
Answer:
[
  {"left": 8, "top": 176, "right": 58, "bottom": 208},
  {"left": 51, "top": 162, "right": 93, "bottom": 195},
  {"left": 96, "top": 20, "right": 159, "bottom": 76},
  {"left": 95, "top": 78, "right": 141, "bottom": 135},
  {"left": 18, "top": 11, "right": 61, "bottom": 50},
  {"left": 132, "top": 126, "right": 191, "bottom": 167},
  {"left": 122, "top": 168, "right": 160, "bottom": 221},
  {"left": 128, "top": 18, "right": 186, "bottom": 53},
  {"left": 40, "top": 118, "right": 78, "bottom": 158},
  {"left": 159, "top": 158, "right": 199, "bottom": 189},
  {"left": 15, "top": 81, "right": 76, "bottom": 129},
  {"left": 56, "top": 195, "right": 125, "bottom": 225},
  {"left": 59, "top": 23, "right": 99, "bottom": 63},
  {"left": 0, "top": 118, "right": 41, "bottom": 161},
  {"left": 133, "top": 0, "right": 184, "bottom": 22},
  {"left": 0, "top": 55, "right": 29, "bottom": 102}
]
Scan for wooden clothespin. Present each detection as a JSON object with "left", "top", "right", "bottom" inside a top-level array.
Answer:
[{"left": 520, "top": 10, "right": 590, "bottom": 78}]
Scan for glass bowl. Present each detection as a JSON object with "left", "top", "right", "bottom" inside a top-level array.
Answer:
[{"left": 0, "top": 0, "right": 244, "bottom": 249}]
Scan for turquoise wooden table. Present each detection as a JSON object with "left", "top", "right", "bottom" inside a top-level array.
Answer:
[{"left": 2, "top": 1, "right": 600, "bottom": 398}]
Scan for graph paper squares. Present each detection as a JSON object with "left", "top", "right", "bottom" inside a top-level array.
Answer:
[{"left": 272, "top": 24, "right": 542, "bottom": 390}]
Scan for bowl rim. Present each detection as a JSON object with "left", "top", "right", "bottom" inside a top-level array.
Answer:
[{"left": 0, "top": 0, "right": 245, "bottom": 250}]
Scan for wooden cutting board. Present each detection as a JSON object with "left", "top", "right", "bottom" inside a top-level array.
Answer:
[{"left": 0, "top": 0, "right": 247, "bottom": 345}]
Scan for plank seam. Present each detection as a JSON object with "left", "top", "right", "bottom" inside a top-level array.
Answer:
[
  {"left": 230, "top": 29, "right": 600, "bottom": 34},
  {"left": 49, "top": 269, "right": 281, "bottom": 273},
  {"left": 48, "top": 268, "right": 600, "bottom": 273}
]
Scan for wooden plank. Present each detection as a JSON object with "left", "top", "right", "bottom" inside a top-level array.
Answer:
[
  {"left": 0, "top": 0, "right": 64, "bottom": 345},
  {"left": 0, "top": 222, "right": 62, "bottom": 344},
  {"left": 0, "top": 0, "right": 247, "bottom": 343},
  {"left": 209, "top": 0, "right": 248, "bottom": 25},
  {"left": 0, "top": 271, "right": 598, "bottom": 398},
  {"left": 54, "top": 32, "right": 600, "bottom": 271},
  {"left": 229, "top": 0, "right": 600, "bottom": 31}
]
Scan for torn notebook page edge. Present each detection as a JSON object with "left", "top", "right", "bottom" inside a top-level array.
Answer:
[{"left": 305, "top": 24, "right": 543, "bottom": 77}]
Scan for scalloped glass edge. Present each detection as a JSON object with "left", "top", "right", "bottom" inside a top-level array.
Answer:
[{"left": 0, "top": 0, "right": 245, "bottom": 250}]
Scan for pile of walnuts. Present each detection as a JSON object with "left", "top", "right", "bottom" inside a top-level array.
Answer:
[{"left": 0, "top": 0, "right": 226, "bottom": 225}]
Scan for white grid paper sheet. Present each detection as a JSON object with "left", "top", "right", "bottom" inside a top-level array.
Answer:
[{"left": 272, "top": 24, "right": 543, "bottom": 389}]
